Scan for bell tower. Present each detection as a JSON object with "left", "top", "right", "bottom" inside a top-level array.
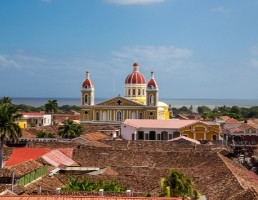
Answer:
[
  {"left": 81, "top": 71, "right": 94, "bottom": 106},
  {"left": 146, "top": 71, "right": 159, "bottom": 106}
]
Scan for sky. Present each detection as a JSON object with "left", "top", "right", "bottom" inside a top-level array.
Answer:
[{"left": 0, "top": 0, "right": 258, "bottom": 100}]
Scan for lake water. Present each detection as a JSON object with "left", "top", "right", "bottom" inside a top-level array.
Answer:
[{"left": 10, "top": 97, "right": 258, "bottom": 111}]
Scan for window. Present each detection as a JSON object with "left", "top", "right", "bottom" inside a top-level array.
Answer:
[
  {"left": 96, "top": 112, "right": 100, "bottom": 121},
  {"left": 84, "top": 94, "right": 88, "bottom": 104},
  {"left": 149, "top": 95, "right": 154, "bottom": 104},
  {"left": 139, "top": 113, "right": 143, "bottom": 119},
  {"left": 149, "top": 112, "right": 154, "bottom": 119},
  {"left": 133, "top": 89, "right": 135, "bottom": 95},
  {"left": 212, "top": 135, "right": 217, "bottom": 140},
  {"left": 138, "top": 89, "right": 141, "bottom": 95},
  {"left": 149, "top": 131, "right": 156, "bottom": 140},
  {"left": 128, "top": 89, "right": 130, "bottom": 95},
  {"left": 142, "top": 89, "right": 145, "bottom": 95},
  {"left": 84, "top": 111, "right": 88, "bottom": 115},
  {"left": 116, "top": 111, "right": 122, "bottom": 121},
  {"left": 138, "top": 131, "right": 144, "bottom": 140}
]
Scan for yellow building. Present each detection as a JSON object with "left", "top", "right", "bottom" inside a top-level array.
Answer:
[
  {"left": 80, "top": 62, "right": 170, "bottom": 126},
  {"left": 180, "top": 121, "right": 221, "bottom": 140}
]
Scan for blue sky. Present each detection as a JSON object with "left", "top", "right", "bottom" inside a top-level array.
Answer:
[{"left": 0, "top": 0, "right": 258, "bottom": 99}]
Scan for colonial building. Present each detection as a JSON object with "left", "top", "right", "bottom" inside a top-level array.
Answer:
[
  {"left": 18, "top": 112, "right": 51, "bottom": 128},
  {"left": 121, "top": 119, "right": 221, "bottom": 141},
  {"left": 80, "top": 62, "right": 169, "bottom": 126}
]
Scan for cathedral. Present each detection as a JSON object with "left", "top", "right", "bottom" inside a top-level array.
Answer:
[{"left": 80, "top": 62, "right": 169, "bottom": 126}]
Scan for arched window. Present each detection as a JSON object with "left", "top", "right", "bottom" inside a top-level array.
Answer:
[
  {"left": 116, "top": 111, "right": 122, "bottom": 121},
  {"left": 161, "top": 131, "right": 168, "bottom": 140},
  {"left": 139, "top": 113, "right": 143, "bottom": 119},
  {"left": 149, "top": 95, "right": 154, "bottom": 104},
  {"left": 84, "top": 94, "right": 88, "bottom": 104},
  {"left": 96, "top": 112, "right": 100, "bottom": 121},
  {"left": 128, "top": 89, "right": 130, "bottom": 96}
]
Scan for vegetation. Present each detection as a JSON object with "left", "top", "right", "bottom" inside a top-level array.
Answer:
[
  {"left": 62, "top": 176, "right": 126, "bottom": 192},
  {"left": 58, "top": 119, "right": 83, "bottom": 138},
  {"left": 36, "top": 130, "right": 56, "bottom": 138},
  {"left": 171, "top": 105, "right": 258, "bottom": 121},
  {"left": 160, "top": 168, "right": 201, "bottom": 199},
  {"left": 44, "top": 100, "right": 59, "bottom": 125},
  {"left": 0, "top": 97, "right": 22, "bottom": 168}
]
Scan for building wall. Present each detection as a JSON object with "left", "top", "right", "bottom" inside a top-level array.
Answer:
[{"left": 180, "top": 122, "right": 221, "bottom": 140}]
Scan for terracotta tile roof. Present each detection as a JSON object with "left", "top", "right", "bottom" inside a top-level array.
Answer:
[
  {"left": 229, "top": 123, "right": 258, "bottom": 133},
  {"left": 7, "top": 160, "right": 43, "bottom": 177},
  {"left": 83, "top": 132, "right": 110, "bottom": 141},
  {"left": 169, "top": 136, "right": 201, "bottom": 144},
  {"left": 22, "top": 130, "right": 36, "bottom": 138},
  {"left": 5, "top": 148, "right": 51, "bottom": 167},
  {"left": 0, "top": 196, "right": 182, "bottom": 200},
  {"left": 41, "top": 149, "right": 78, "bottom": 168},
  {"left": 58, "top": 148, "right": 73, "bottom": 158}
]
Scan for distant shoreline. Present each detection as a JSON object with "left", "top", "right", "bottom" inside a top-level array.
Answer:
[{"left": 8, "top": 97, "right": 258, "bottom": 110}]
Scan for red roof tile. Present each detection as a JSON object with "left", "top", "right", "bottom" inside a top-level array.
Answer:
[
  {"left": 0, "top": 196, "right": 182, "bottom": 200},
  {"left": 5, "top": 148, "right": 51, "bottom": 167}
]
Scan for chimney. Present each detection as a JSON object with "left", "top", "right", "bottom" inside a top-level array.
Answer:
[
  {"left": 126, "top": 189, "right": 132, "bottom": 196},
  {"left": 37, "top": 185, "right": 41, "bottom": 194},
  {"left": 99, "top": 189, "right": 104, "bottom": 196},
  {"left": 56, "top": 188, "right": 61, "bottom": 195}
]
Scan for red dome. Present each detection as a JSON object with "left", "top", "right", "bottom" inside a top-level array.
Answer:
[
  {"left": 125, "top": 63, "right": 146, "bottom": 84},
  {"left": 147, "top": 71, "right": 158, "bottom": 88},
  {"left": 82, "top": 79, "right": 93, "bottom": 88},
  {"left": 82, "top": 71, "right": 94, "bottom": 88},
  {"left": 147, "top": 79, "right": 158, "bottom": 88},
  {"left": 125, "top": 72, "right": 146, "bottom": 84}
]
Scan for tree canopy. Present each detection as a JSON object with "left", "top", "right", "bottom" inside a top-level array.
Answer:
[
  {"left": 58, "top": 119, "right": 83, "bottom": 138},
  {"left": 160, "top": 168, "right": 201, "bottom": 199},
  {"left": 0, "top": 97, "right": 22, "bottom": 168}
]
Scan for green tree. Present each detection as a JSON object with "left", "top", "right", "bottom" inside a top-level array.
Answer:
[
  {"left": 0, "top": 98, "right": 22, "bottom": 168},
  {"left": 160, "top": 168, "right": 201, "bottom": 199},
  {"left": 62, "top": 177, "right": 126, "bottom": 192},
  {"left": 58, "top": 119, "right": 83, "bottom": 138},
  {"left": 44, "top": 100, "right": 58, "bottom": 125},
  {"left": 0, "top": 96, "right": 12, "bottom": 105},
  {"left": 197, "top": 106, "right": 211, "bottom": 114},
  {"left": 36, "top": 130, "right": 55, "bottom": 138}
]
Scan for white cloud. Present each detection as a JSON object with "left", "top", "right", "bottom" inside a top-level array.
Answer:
[
  {"left": 0, "top": 55, "right": 19, "bottom": 69},
  {"left": 111, "top": 45, "right": 193, "bottom": 71},
  {"left": 105, "top": 0, "right": 164, "bottom": 5},
  {"left": 211, "top": 6, "right": 230, "bottom": 14}
]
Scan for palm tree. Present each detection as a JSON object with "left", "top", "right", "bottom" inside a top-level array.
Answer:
[
  {"left": 0, "top": 96, "right": 12, "bottom": 105},
  {"left": 160, "top": 168, "right": 201, "bottom": 199},
  {"left": 58, "top": 119, "right": 83, "bottom": 139},
  {"left": 0, "top": 99, "right": 22, "bottom": 168},
  {"left": 44, "top": 100, "right": 58, "bottom": 125}
]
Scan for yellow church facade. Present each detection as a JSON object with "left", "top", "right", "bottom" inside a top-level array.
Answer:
[{"left": 80, "top": 62, "right": 170, "bottom": 126}]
